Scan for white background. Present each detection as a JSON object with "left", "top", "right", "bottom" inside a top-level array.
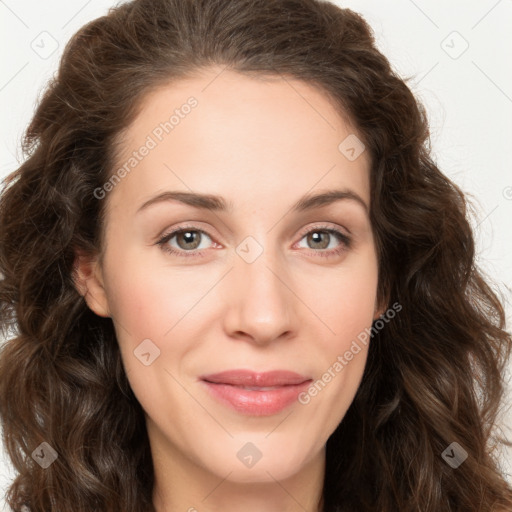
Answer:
[{"left": 1, "top": 0, "right": 511, "bottom": 509}]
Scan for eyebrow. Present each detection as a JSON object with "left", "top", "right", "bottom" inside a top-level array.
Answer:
[{"left": 137, "top": 188, "right": 368, "bottom": 215}]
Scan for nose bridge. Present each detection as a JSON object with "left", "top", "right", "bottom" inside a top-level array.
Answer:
[{"left": 224, "top": 235, "right": 294, "bottom": 343}]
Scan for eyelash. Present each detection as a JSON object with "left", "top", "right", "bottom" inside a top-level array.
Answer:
[{"left": 156, "top": 224, "right": 352, "bottom": 259}]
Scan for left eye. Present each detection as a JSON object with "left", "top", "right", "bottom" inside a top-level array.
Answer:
[
  {"left": 156, "top": 226, "right": 350, "bottom": 257},
  {"left": 296, "top": 229, "right": 347, "bottom": 251}
]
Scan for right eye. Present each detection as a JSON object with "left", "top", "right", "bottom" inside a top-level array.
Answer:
[{"left": 156, "top": 226, "right": 218, "bottom": 257}]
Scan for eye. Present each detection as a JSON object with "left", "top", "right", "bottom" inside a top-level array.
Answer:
[
  {"left": 157, "top": 227, "right": 215, "bottom": 257},
  {"left": 156, "top": 223, "right": 351, "bottom": 259},
  {"left": 295, "top": 226, "right": 351, "bottom": 257}
]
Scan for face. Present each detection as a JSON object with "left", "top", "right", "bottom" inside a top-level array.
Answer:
[{"left": 78, "top": 66, "right": 383, "bottom": 487}]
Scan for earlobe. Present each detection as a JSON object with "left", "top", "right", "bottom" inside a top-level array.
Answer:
[
  {"left": 72, "top": 250, "right": 111, "bottom": 318},
  {"left": 373, "top": 307, "right": 385, "bottom": 322},
  {"left": 373, "top": 295, "right": 389, "bottom": 321}
]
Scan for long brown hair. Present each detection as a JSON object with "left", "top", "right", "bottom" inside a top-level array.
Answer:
[{"left": 1, "top": 0, "right": 511, "bottom": 510}]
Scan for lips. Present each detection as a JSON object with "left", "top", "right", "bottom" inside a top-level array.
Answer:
[{"left": 200, "top": 370, "right": 312, "bottom": 416}]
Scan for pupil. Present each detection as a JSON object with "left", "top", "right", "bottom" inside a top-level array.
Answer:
[
  {"left": 179, "top": 231, "right": 199, "bottom": 249},
  {"left": 310, "top": 231, "right": 328, "bottom": 249}
]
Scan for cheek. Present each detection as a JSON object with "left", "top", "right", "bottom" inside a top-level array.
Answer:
[
  {"left": 101, "top": 243, "right": 200, "bottom": 340},
  {"left": 310, "top": 247, "right": 379, "bottom": 349},
  {"left": 98, "top": 245, "right": 179, "bottom": 385},
  {"left": 299, "top": 248, "right": 378, "bottom": 412},
  {"left": 100, "top": 252, "right": 192, "bottom": 421},
  {"left": 99, "top": 243, "right": 217, "bottom": 394},
  {"left": 105, "top": 263, "right": 165, "bottom": 336}
]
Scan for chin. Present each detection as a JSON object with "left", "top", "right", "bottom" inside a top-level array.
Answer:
[{"left": 194, "top": 435, "right": 317, "bottom": 484}]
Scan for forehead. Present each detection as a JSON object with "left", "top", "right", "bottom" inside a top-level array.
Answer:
[{"left": 106, "top": 67, "right": 371, "bottom": 215}]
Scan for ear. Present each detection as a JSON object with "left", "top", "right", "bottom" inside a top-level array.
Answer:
[
  {"left": 372, "top": 292, "right": 389, "bottom": 321},
  {"left": 72, "top": 249, "right": 111, "bottom": 318},
  {"left": 373, "top": 305, "right": 385, "bottom": 322}
]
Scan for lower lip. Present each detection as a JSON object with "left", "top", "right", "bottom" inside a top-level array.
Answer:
[{"left": 202, "top": 380, "right": 312, "bottom": 416}]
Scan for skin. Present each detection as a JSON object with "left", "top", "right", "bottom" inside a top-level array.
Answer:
[{"left": 75, "top": 65, "right": 385, "bottom": 512}]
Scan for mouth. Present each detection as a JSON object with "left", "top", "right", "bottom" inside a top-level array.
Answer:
[{"left": 199, "top": 370, "right": 312, "bottom": 416}]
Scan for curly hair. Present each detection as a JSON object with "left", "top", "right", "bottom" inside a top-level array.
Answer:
[{"left": 1, "top": 0, "right": 511, "bottom": 510}]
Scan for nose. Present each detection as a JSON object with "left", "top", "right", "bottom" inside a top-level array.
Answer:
[{"left": 222, "top": 244, "right": 296, "bottom": 347}]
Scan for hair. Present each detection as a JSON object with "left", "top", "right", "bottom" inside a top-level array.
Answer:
[{"left": 0, "top": 0, "right": 511, "bottom": 510}]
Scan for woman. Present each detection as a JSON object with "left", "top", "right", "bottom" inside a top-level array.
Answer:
[{"left": 0, "top": 0, "right": 511, "bottom": 510}]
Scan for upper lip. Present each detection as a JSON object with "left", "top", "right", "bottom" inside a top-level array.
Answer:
[{"left": 200, "top": 370, "right": 311, "bottom": 387}]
